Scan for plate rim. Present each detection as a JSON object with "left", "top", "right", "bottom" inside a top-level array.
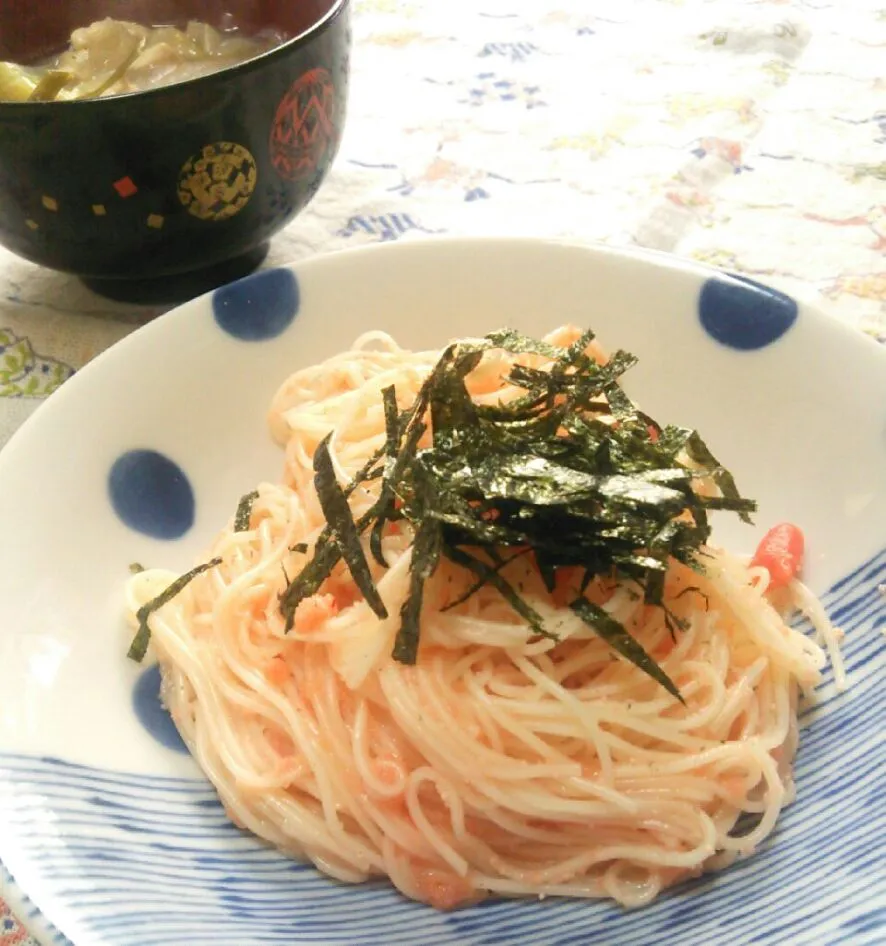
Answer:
[{"left": 2, "top": 236, "right": 884, "bottom": 482}]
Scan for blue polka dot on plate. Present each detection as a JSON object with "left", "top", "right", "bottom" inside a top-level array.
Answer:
[
  {"left": 699, "top": 274, "right": 798, "bottom": 350},
  {"left": 212, "top": 268, "right": 300, "bottom": 341},
  {"left": 109, "top": 449, "right": 195, "bottom": 540},
  {"left": 133, "top": 665, "right": 188, "bottom": 753}
]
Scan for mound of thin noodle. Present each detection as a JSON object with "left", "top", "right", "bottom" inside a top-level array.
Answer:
[{"left": 125, "top": 326, "right": 844, "bottom": 910}]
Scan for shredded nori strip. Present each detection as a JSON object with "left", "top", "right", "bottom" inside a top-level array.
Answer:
[
  {"left": 234, "top": 327, "right": 754, "bottom": 698},
  {"left": 234, "top": 490, "right": 259, "bottom": 532},
  {"left": 686, "top": 431, "right": 753, "bottom": 524},
  {"left": 127, "top": 558, "right": 222, "bottom": 663},
  {"left": 370, "top": 385, "right": 404, "bottom": 568},
  {"left": 128, "top": 562, "right": 145, "bottom": 575},
  {"left": 392, "top": 518, "right": 443, "bottom": 663},
  {"left": 279, "top": 446, "right": 389, "bottom": 626},
  {"left": 675, "top": 585, "right": 710, "bottom": 608},
  {"left": 569, "top": 597, "right": 683, "bottom": 702},
  {"left": 444, "top": 545, "right": 556, "bottom": 641},
  {"left": 441, "top": 548, "right": 532, "bottom": 613},
  {"left": 312, "top": 434, "right": 388, "bottom": 620}
]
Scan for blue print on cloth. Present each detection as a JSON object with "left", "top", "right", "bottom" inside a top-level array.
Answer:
[
  {"left": 835, "top": 112, "right": 886, "bottom": 144},
  {"left": 478, "top": 42, "right": 539, "bottom": 62},
  {"left": 337, "top": 213, "right": 443, "bottom": 241},
  {"left": 465, "top": 187, "right": 491, "bottom": 202},
  {"left": 467, "top": 73, "right": 546, "bottom": 109}
]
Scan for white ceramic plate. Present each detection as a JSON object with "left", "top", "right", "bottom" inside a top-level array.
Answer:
[{"left": 0, "top": 238, "right": 884, "bottom": 946}]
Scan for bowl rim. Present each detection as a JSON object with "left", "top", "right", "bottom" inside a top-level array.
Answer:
[{"left": 0, "top": 0, "right": 350, "bottom": 112}]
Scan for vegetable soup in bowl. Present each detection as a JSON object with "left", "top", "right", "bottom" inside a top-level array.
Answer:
[{"left": 0, "top": 0, "right": 350, "bottom": 296}]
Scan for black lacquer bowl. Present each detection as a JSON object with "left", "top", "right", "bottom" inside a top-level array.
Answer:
[{"left": 0, "top": 0, "right": 350, "bottom": 295}]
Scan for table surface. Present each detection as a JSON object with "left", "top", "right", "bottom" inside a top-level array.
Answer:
[{"left": 2, "top": 0, "right": 885, "bottom": 941}]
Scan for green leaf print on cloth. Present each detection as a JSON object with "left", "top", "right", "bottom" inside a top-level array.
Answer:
[{"left": 0, "top": 328, "right": 74, "bottom": 398}]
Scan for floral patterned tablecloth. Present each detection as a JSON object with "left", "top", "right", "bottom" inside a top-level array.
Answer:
[{"left": 2, "top": 0, "right": 885, "bottom": 941}]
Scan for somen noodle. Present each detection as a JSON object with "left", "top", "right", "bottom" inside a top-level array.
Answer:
[{"left": 124, "top": 326, "right": 843, "bottom": 909}]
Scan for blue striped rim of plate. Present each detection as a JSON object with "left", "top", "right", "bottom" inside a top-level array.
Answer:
[{"left": 0, "top": 547, "right": 882, "bottom": 946}]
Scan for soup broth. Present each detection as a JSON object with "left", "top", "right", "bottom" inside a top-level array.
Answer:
[{"left": 0, "top": 17, "right": 286, "bottom": 102}]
